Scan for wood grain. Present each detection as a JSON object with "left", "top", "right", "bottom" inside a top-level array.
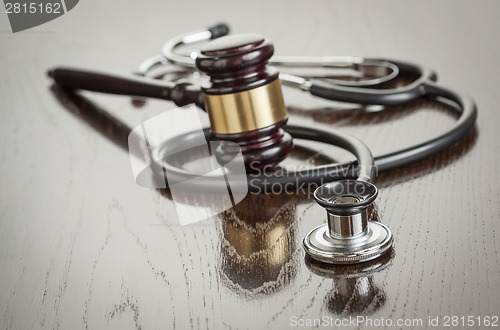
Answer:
[{"left": 1, "top": 0, "right": 499, "bottom": 329}]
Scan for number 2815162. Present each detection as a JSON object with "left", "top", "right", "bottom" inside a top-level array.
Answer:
[{"left": 5, "top": 2, "right": 61, "bottom": 14}]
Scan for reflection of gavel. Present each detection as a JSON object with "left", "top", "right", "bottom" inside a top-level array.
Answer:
[
  {"left": 49, "top": 34, "right": 292, "bottom": 170},
  {"left": 305, "top": 250, "right": 393, "bottom": 316},
  {"left": 218, "top": 193, "right": 298, "bottom": 294}
]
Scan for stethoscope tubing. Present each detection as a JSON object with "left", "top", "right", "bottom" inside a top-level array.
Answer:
[
  {"left": 151, "top": 79, "right": 476, "bottom": 193},
  {"left": 153, "top": 125, "right": 376, "bottom": 194},
  {"left": 308, "top": 60, "right": 437, "bottom": 105},
  {"left": 50, "top": 23, "right": 477, "bottom": 194}
]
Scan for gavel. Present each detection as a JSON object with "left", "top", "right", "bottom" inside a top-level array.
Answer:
[
  {"left": 48, "top": 34, "right": 292, "bottom": 170},
  {"left": 49, "top": 33, "right": 395, "bottom": 265}
]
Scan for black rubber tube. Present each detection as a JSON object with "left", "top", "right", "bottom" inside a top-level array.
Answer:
[
  {"left": 153, "top": 81, "right": 476, "bottom": 194},
  {"left": 309, "top": 60, "right": 438, "bottom": 106},
  {"left": 153, "top": 125, "right": 375, "bottom": 194},
  {"left": 374, "top": 81, "right": 477, "bottom": 171}
]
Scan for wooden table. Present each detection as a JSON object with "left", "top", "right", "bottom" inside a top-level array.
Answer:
[{"left": 1, "top": 1, "right": 499, "bottom": 329}]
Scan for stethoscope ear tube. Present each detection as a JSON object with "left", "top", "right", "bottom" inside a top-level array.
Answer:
[
  {"left": 309, "top": 78, "right": 424, "bottom": 106},
  {"left": 308, "top": 60, "right": 437, "bottom": 106}
]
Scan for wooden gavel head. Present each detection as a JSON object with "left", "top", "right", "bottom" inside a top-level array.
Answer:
[{"left": 196, "top": 34, "right": 292, "bottom": 171}]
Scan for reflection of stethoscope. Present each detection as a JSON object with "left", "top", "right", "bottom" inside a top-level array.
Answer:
[{"left": 48, "top": 23, "right": 477, "bottom": 265}]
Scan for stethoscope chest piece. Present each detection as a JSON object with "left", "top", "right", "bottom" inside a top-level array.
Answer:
[{"left": 303, "top": 180, "right": 393, "bottom": 264}]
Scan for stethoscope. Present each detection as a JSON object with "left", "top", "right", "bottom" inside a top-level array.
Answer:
[{"left": 48, "top": 23, "right": 477, "bottom": 266}]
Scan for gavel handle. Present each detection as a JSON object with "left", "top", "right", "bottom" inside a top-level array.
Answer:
[{"left": 48, "top": 67, "right": 205, "bottom": 109}]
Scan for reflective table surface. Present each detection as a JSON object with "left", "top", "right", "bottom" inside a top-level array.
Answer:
[{"left": 1, "top": 1, "right": 499, "bottom": 329}]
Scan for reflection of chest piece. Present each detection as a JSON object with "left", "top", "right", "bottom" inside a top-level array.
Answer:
[
  {"left": 305, "top": 250, "right": 392, "bottom": 315},
  {"left": 303, "top": 180, "right": 393, "bottom": 264}
]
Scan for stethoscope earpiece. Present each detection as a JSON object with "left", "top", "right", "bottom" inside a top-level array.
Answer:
[{"left": 303, "top": 180, "right": 393, "bottom": 264}]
